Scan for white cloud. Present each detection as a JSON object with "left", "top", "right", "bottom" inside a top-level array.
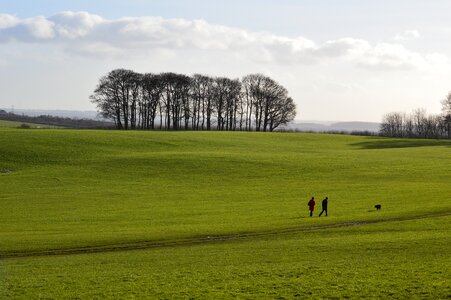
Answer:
[
  {"left": 49, "top": 11, "right": 103, "bottom": 39},
  {"left": 23, "top": 16, "right": 55, "bottom": 39},
  {"left": 1, "top": 15, "right": 55, "bottom": 41},
  {"left": 357, "top": 43, "right": 424, "bottom": 70},
  {"left": 394, "top": 30, "right": 421, "bottom": 41},
  {"left": 0, "top": 12, "right": 446, "bottom": 71},
  {"left": 0, "top": 14, "right": 18, "bottom": 29}
]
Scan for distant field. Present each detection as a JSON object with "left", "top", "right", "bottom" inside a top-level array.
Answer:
[
  {"left": 0, "top": 129, "right": 450, "bottom": 298},
  {"left": 0, "top": 119, "right": 60, "bottom": 128}
]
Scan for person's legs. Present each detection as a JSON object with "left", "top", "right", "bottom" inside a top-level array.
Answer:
[
  {"left": 325, "top": 208, "right": 328, "bottom": 216},
  {"left": 319, "top": 209, "right": 324, "bottom": 217},
  {"left": 310, "top": 210, "right": 313, "bottom": 217}
]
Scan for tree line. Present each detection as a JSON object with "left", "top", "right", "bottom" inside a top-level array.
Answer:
[
  {"left": 380, "top": 92, "right": 451, "bottom": 139},
  {"left": 90, "top": 69, "right": 296, "bottom": 131}
]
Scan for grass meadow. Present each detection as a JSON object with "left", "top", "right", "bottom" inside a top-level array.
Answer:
[
  {"left": 0, "top": 120, "right": 60, "bottom": 129},
  {"left": 0, "top": 129, "right": 450, "bottom": 298}
]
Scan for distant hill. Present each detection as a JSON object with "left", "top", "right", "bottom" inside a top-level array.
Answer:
[
  {"left": 283, "top": 121, "right": 381, "bottom": 133},
  {"left": 0, "top": 110, "right": 113, "bottom": 129},
  {"left": 328, "top": 122, "right": 381, "bottom": 132},
  {"left": 1, "top": 109, "right": 102, "bottom": 120},
  {"left": 0, "top": 119, "right": 61, "bottom": 129}
]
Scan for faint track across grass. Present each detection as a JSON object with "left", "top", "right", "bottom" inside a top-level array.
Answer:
[{"left": 1, "top": 211, "right": 450, "bottom": 260}]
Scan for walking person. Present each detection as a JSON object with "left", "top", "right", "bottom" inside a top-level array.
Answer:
[
  {"left": 308, "top": 197, "right": 316, "bottom": 217},
  {"left": 319, "top": 197, "right": 328, "bottom": 217}
]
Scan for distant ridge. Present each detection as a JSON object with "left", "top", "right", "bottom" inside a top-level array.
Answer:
[
  {"left": 0, "top": 109, "right": 101, "bottom": 120},
  {"left": 284, "top": 121, "right": 381, "bottom": 133},
  {"left": 0, "top": 110, "right": 113, "bottom": 129}
]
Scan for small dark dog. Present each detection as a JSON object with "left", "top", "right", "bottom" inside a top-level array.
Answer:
[{"left": 375, "top": 204, "right": 381, "bottom": 210}]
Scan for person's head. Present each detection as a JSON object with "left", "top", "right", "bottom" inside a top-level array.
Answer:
[
  {"left": 312, "top": 197, "right": 314, "bottom": 200},
  {"left": 325, "top": 197, "right": 328, "bottom": 200}
]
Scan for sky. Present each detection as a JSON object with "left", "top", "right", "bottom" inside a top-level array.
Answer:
[{"left": 1, "top": 0, "right": 451, "bottom": 122}]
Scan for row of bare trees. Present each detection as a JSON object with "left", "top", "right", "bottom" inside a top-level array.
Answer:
[
  {"left": 380, "top": 93, "right": 451, "bottom": 139},
  {"left": 90, "top": 69, "right": 296, "bottom": 131}
]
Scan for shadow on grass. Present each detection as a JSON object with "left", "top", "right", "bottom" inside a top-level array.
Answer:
[{"left": 351, "top": 137, "right": 451, "bottom": 149}]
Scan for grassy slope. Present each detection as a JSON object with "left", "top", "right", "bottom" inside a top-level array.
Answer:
[
  {"left": 1, "top": 129, "right": 450, "bottom": 253},
  {"left": 0, "top": 119, "right": 61, "bottom": 129},
  {"left": 1, "top": 217, "right": 449, "bottom": 299},
  {"left": 0, "top": 129, "right": 450, "bottom": 298}
]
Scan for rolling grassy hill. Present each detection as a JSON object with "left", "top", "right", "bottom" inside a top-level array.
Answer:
[
  {"left": 0, "top": 119, "right": 61, "bottom": 128},
  {"left": 0, "top": 129, "right": 450, "bottom": 298}
]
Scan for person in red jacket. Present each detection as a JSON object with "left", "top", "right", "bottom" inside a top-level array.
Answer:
[{"left": 308, "top": 197, "right": 316, "bottom": 217}]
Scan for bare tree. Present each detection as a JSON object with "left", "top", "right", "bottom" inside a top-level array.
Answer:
[
  {"left": 91, "top": 69, "right": 139, "bottom": 129},
  {"left": 212, "top": 77, "right": 229, "bottom": 130},
  {"left": 160, "top": 73, "right": 185, "bottom": 130},
  {"left": 403, "top": 113, "right": 414, "bottom": 138},
  {"left": 442, "top": 92, "right": 451, "bottom": 138},
  {"left": 224, "top": 79, "right": 241, "bottom": 131},
  {"left": 268, "top": 97, "right": 296, "bottom": 131},
  {"left": 241, "top": 74, "right": 296, "bottom": 132},
  {"left": 241, "top": 75, "right": 256, "bottom": 130},
  {"left": 412, "top": 108, "right": 427, "bottom": 138},
  {"left": 129, "top": 72, "right": 142, "bottom": 129},
  {"left": 90, "top": 78, "right": 120, "bottom": 128},
  {"left": 380, "top": 112, "right": 403, "bottom": 137},
  {"left": 140, "top": 73, "right": 164, "bottom": 129}
]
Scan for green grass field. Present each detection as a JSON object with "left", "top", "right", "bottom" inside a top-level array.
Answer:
[
  {"left": 0, "top": 119, "right": 60, "bottom": 129},
  {"left": 0, "top": 129, "right": 450, "bottom": 298}
]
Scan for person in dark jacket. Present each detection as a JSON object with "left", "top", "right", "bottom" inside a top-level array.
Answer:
[
  {"left": 319, "top": 197, "right": 328, "bottom": 217},
  {"left": 308, "top": 197, "right": 316, "bottom": 217}
]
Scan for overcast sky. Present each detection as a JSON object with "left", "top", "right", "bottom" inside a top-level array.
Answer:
[{"left": 1, "top": 0, "right": 450, "bottom": 122}]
